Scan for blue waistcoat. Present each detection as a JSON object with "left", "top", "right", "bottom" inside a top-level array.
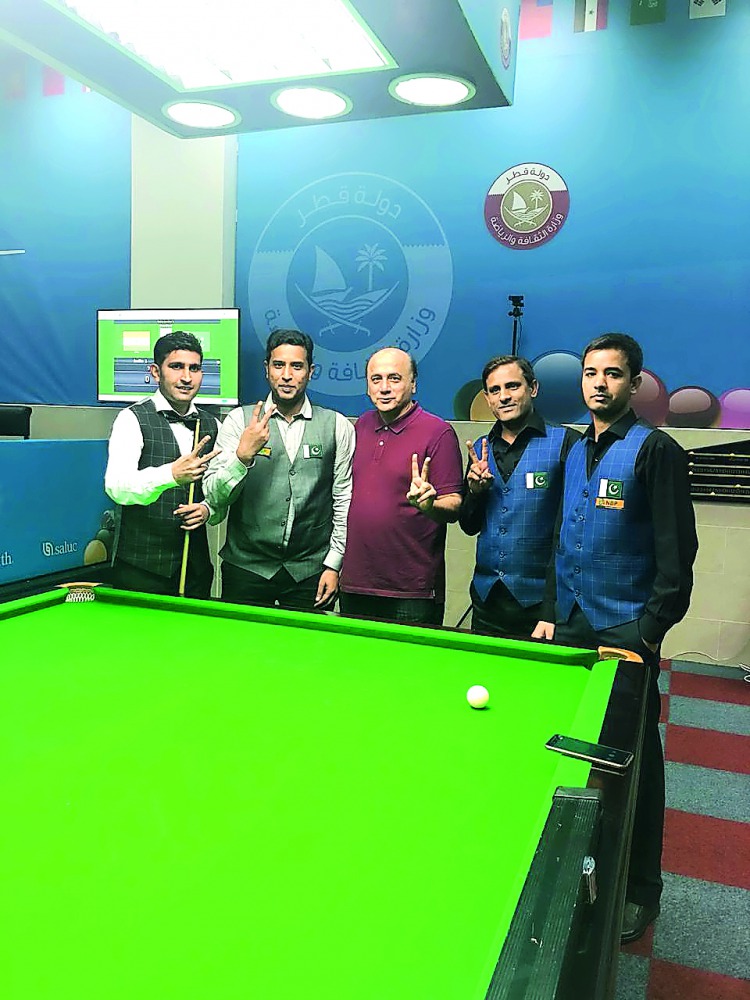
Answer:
[
  {"left": 556, "top": 422, "right": 655, "bottom": 630},
  {"left": 473, "top": 425, "right": 567, "bottom": 607}
]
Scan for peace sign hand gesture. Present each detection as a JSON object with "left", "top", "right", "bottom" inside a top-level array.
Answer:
[
  {"left": 406, "top": 453, "right": 437, "bottom": 512},
  {"left": 466, "top": 439, "right": 494, "bottom": 494},
  {"left": 237, "top": 401, "right": 277, "bottom": 465},
  {"left": 172, "top": 436, "right": 221, "bottom": 486}
]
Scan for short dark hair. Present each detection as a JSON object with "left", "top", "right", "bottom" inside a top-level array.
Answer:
[
  {"left": 265, "top": 328, "right": 314, "bottom": 367},
  {"left": 582, "top": 333, "right": 643, "bottom": 379},
  {"left": 153, "top": 331, "right": 203, "bottom": 367},
  {"left": 365, "top": 347, "right": 418, "bottom": 380},
  {"left": 481, "top": 355, "right": 536, "bottom": 391}
]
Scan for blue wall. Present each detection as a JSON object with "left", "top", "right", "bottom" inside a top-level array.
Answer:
[
  {"left": 0, "top": 49, "right": 131, "bottom": 406},
  {"left": 0, "top": 440, "right": 113, "bottom": 585},
  {"left": 236, "top": 1, "right": 750, "bottom": 427}
]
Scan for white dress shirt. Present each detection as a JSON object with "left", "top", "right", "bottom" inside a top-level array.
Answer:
[
  {"left": 104, "top": 389, "right": 219, "bottom": 521},
  {"left": 203, "top": 394, "right": 355, "bottom": 571}
]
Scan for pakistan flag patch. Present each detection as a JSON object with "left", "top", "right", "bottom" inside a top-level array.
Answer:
[
  {"left": 525, "top": 472, "right": 549, "bottom": 489},
  {"left": 303, "top": 443, "right": 323, "bottom": 459},
  {"left": 595, "top": 478, "right": 625, "bottom": 509}
]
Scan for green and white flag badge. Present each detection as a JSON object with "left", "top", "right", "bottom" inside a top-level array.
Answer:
[
  {"left": 303, "top": 443, "right": 323, "bottom": 459},
  {"left": 598, "top": 478, "right": 623, "bottom": 499},
  {"left": 526, "top": 471, "right": 549, "bottom": 489}
]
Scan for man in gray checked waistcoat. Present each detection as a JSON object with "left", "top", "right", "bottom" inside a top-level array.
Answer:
[
  {"left": 203, "top": 329, "right": 355, "bottom": 611},
  {"left": 105, "top": 330, "right": 221, "bottom": 598}
]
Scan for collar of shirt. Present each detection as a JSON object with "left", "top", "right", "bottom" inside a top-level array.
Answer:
[
  {"left": 263, "top": 393, "right": 312, "bottom": 421},
  {"left": 487, "top": 407, "right": 547, "bottom": 449},
  {"left": 584, "top": 408, "right": 637, "bottom": 445},
  {"left": 374, "top": 401, "right": 422, "bottom": 435},
  {"left": 152, "top": 388, "right": 199, "bottom": 419}
]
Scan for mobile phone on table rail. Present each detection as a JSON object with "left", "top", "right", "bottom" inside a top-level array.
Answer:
[{"left": 546, "top": 734, "right": 633, "bottom": 772}]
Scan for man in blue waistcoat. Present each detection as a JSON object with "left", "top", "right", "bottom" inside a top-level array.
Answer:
[
  {"left": 459, "top": 355, "right": 580, "bottom": 637},
  {"left": 533, "top": 333, "right": 698, "bottom": 944}
]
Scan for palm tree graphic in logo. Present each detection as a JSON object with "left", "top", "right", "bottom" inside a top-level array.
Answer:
[
  {"left": 296, "top": 243, "right": 399, "bottom": 338},
  {"left": 501, "top": 181, "right": 552, "bottom": 231},
  {"left": 355, "top": 243, "right": 387, "bottom": 291}
]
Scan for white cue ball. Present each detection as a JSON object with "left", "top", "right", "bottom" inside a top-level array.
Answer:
[{"left": 467, "top": 685, "right": 490, "bottom": 709}]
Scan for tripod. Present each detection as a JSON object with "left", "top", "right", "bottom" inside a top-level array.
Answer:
[{"left": 508, "top": 294, "right": 524, "bottom": 355}]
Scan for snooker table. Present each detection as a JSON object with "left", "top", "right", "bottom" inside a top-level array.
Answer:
[{"left": 0, "top": 586, "right": 648, "bottom": 1000}]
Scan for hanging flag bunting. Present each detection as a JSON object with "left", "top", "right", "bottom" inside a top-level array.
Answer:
[
  {"left": 519, "top": 0, "right": 553, "bottom": 40},
  {"left": 574, "top": 0, "right": 608, "bottom": 32},
  {"left": 42, "top": 67, "right": 66, "bottom": 96},
  {"left": 1, "top": 52, "right": 26, "bottom": 100},
  {"left": 630, "top": 0, "right": 667, "bottom": 25},
  {"left": 690, "top": 0, "right": 726, "bottom": 17}
]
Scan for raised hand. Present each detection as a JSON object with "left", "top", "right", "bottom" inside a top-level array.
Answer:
[
  {"left": 466, "top": 438, "right": 494, "bottom": 494},
  {"left": 406, "top": 453, "right": 437, "bottom": 512},
  {"left": 237, "top": 401, "right": 277, "bottom": 464},
  {"left": 172, "top": 436, "right": 221, "bottom": 486}
]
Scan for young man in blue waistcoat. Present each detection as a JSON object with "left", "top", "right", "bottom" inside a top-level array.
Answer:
[
  {"left": 105, "top": 331, "right": 221, "bottom": 598},
  {"left": 203, "top": 329, "right": 355, "bottom": 611},
  {"left": 459, "top": 355, "right": 580, "bottom": 637},
  {"left": 533, "top": 333, "right": 698, "bottom": 944}
]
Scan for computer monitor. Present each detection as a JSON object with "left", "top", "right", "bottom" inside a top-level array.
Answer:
[{"left": 97, "top": 308, "right": 240, "bottom": 406}]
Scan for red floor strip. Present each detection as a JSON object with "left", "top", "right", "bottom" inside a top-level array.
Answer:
[
  {"left": 648, "top": 958, "right": 750, "bottom": 999},
  {"left": 660, "top": 693, "right": 670, "bottom": 724},
  {"left": 670, "top": 671, "right": 750, "bottom": 707},
  {"left": 662, "top": 809, "right": 750, "bottom": 890},
  {"left": 665, "top": 725, "right": 750, "bottom": 775},
  {"left": 620, "top": 921, "right": 656, "bottom": 958}
]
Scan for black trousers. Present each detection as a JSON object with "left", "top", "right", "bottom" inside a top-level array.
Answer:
[
  {"left": 111, "top": 558, "right": 214, "bottom": 600},
  {"left": 339, "top": 592, "right": 444, "bottom": 627},
  {"left": 470, "top": 581, "right": 542, "bottom": 640},
  {"left": 554, "top": 605, "right": 665, "bottom": 908},
  {"left": 221, "top": 563, "right": 321, "bottom": 611}
]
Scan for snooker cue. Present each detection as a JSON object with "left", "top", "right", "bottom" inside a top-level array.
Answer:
[{"left": 178, "top": 418, "right": 201, "bottom": 597}]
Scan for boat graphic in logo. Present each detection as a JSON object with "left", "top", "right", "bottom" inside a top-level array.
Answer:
[{"left": 296, "top": 245, "right": 400, "bottom": 340}]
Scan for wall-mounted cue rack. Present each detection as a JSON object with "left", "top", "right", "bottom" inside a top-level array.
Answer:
[{"left": 686, "top": 440, "right": 750, "bottom": 503}]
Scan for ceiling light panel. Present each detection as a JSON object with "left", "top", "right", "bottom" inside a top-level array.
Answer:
[
  {"left": 390, "top": 75, "right": 475, "bottom": 107},
  {"left": 273, "top": 86, "right": 350, "bottom": 119},
  {"left": 49, "top": 0, "right": 392, "bottom": 90}
]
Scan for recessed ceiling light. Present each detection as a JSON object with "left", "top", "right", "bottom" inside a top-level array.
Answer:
[
  {"left": 164, "top": 102, "right": 239, "bottom": 128},
  {"left": 51, "top": 0, "right": 392, "bottom": 89},
  {"left": 389, "top": 75, "right": 475, "bottom": 108},
  {"left": 273, "top": 87, "right": 350, "bottom": 120}
]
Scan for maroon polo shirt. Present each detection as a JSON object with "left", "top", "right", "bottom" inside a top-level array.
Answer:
[{"left": 341, "top": 403, "right": 463, "bottom": 600}]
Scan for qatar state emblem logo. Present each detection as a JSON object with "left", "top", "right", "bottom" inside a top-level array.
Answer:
[
  {"left": 247, "top": 172, "right": 453, "bottom": 395},
  {"left": 484, "top": 163, "right": 570, "bottom": 250}
]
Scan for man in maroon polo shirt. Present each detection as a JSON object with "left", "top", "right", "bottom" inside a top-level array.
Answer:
[{"left": 339, "top": 347, "right": 463, "bottom": 626}]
